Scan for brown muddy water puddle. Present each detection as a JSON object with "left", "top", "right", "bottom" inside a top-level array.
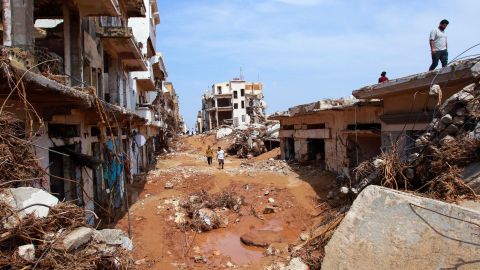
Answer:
[{"left": 197, "top": 217, "right": 300, "bottom": 265}]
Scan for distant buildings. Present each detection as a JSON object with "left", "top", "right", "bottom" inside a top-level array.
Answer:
[{"left": 199, "top": 78, "right": 266, "bottom": 132}]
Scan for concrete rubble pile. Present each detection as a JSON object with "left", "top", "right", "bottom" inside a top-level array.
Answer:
[
  {"left": 221, "top": 121, "right": 280, "bottom": 158},
  {"left": 241, "top": 159, "right": 292, "bottom": 175},
  {"left": 0, "top": 187, "right": 134, "bottom": 269},
  {"left": 172, "top": 190, "right": 243, "bottom": 232},
  {"left": 349, "top": 81, "right": 480, "bottom": 201}
]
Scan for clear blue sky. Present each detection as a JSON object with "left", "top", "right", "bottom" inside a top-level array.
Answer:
[{"left": 155, "top": 0, "right": 480, "bottom": 130}]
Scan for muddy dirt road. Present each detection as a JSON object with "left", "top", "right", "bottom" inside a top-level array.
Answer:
[{"left": 116, "top": 135, "right": 334, "bottom": 269}]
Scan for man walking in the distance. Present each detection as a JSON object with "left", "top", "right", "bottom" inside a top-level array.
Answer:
[
  {"left": 217, "top": 146, "right": 225, "bottom": 169},
  {"left": 205, "top": 145, "right": 213, "bottom": 166},
  {"left": 429, "top": 19, "right": 449, "bottom": 71}
]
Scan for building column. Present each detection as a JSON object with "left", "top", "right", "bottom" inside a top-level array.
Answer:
[
  {"left": 63, "top": 3, "right": 72, "bottom": 86},
  {"left": 2, "top": 0, "right": 34, "bottom": 47}
]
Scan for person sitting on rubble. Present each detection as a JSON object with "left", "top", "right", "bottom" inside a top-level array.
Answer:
[
  {"left": 378, "top": 71, "right": 389, "bottom": 83},
  {"left": 205, "top": 145, "right": 214, "bottom": 166},
  {"left": 217, "top": 146, "right": 225, "bottom": 169}
]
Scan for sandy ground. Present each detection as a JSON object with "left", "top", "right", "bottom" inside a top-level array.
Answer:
[{"left": 116, "top": 135, "right": 334, "bottom": 269}]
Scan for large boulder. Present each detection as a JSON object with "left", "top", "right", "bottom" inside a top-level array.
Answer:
[
  {"left": 196, "top": 208, "right": 220, "bottom": 231},
  {"left": 322, "top": 185, "right": 480, "bottom": 270}
]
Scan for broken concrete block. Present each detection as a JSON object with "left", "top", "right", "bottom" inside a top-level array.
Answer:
[
  {"left": 1, "top": 187, "right": 59, "bottom": 219},
  {"left": 18, "top": 244, "right": 35, "bottom": 261},
  {"left": 62, "top": 227, "right": 94, "bottom": 251},
  {"left": 322, "top": 185, "right": 480, "bottom": 270},
  {"left": 93, "top": 229, "right": 133, "bottom": 251}
]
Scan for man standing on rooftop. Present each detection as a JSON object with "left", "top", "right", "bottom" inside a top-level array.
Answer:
[{"left": 429, "top": 19, "right": 449, "bottom": 71}]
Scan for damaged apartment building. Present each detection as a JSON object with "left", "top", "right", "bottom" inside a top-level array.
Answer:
[
  {"left": 0, "top": 0, "right": 182, "bottom": 223},
  {"left": 275, "top": 56, "right": 480, "bottom": 175},
  {"left": 198, "top": 78, "right": 266, "bottom": 132},
  {"left": 273, "top": 99, "right": 383, "bottom": 174}
]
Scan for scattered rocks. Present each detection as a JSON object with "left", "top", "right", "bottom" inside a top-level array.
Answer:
[
  {"left": 164, "top": 181, "right": 174, "bottom": 189},
  {"left": 268, "top": 198, "right": 275, "bottom": 204}
]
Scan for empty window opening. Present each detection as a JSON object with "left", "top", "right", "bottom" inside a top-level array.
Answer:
[
  {"left": 307, "top": 123, "right": 326, "bottom": 129},
  {"left": 347, "top": 123, "right": 381, "bottom": 131},
  {"left": 217, "top": 98, "right": 231, "bottom": 107},
  {"left": 234, "top": 91, "right": 238, "bottom": 99},
  {"left": 234, "top": 103, "right": 238, "bottom": 109},
  {"left": 282, "top": 125, "right": 294, "bottom": 130},
  {"left": 48, "top": 124, "right": 80, "bottom": 138}
]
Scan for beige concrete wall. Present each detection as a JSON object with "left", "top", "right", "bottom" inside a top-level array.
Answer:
[{"left": 279, "top": 105, "right": 383, "bottom": 174}]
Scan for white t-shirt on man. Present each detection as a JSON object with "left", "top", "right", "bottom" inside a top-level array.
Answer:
[
  {"left": 430, "top": 28, "right": 447, "bottom": 51},
  {"left": 217, "top": 150, "right": 225, "bottom": 160}
]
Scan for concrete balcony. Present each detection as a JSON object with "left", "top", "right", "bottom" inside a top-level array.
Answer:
[
  {"left": 152, "top": 54, "right": 168, "bottom": 81},
  {"left": 136, "top": 106, "right": 154, "bottom": 123},
  {"left": 120, "top": 0, "right": 146, "bottom": 17},
  {"left": 77, "top": 0, "right": 121, "bottom": 16},
  {"left": 97, "top": 26, "right": 147, "bottom": 72}
]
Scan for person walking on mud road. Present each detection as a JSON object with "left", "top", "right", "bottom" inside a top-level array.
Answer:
[
  {"left": 429, "top": 19, "right": 449, "bottom": 71},
  {"left": 205, "top": 145, "right": 214, "bottom": 166},
  {"left": 217, "top": 146, "right": 225, "bottom": 169}
]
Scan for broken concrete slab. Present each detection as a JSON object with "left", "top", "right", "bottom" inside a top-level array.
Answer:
[
  {"left": 93, "top": 229, "right": 133, "bottom": 251},
  {"left": 62, "top": 227, "right": 94, "bottom": 251},
  {"left": 322, "top": 185, "right": 480, "bottom": 270},
  {"left": 0, "top": 187, "right": 59, "bottom": 219}
]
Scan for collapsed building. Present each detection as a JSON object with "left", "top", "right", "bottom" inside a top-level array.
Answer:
[
  {"left": 273, "top": 99, "right": 383, "bottom": 173},
  {"left": 275, "top": 57, "right": 480, "bottom": 175},
  {"left": 0, "top": 0, "right": 182, "bottom": 223},
  {"left": 352, "top": 57, "right": 480, "bottom": 159},
  {"left": 199, "top": 78, "right": 266, "bottom": 132}
]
